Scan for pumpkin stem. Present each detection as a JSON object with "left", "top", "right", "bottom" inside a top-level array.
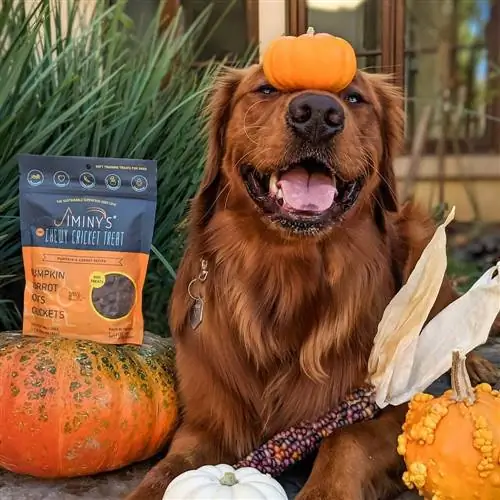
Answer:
[
  {"left": 451, "top": 350, "right": 475, "bottom": 404},
  {"left": 219, "top": 471, "right": 239, "bottom": 487},
  {"left": 306, "top": 26, "right": 315, "bottom": 35}
]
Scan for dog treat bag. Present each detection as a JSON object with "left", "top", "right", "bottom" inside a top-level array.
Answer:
[{"left": 18, "top": 154, "right": 157, "bottom": 345}]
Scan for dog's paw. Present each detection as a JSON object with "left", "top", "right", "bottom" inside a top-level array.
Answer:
[
  {"left": 125, "top": 469, "right": 173, "bottom": 500},
  {"left": 296, "top": 486, "right": 362, "bottom": 500},
  {"left": 295, "top": 488, "right": 332, "bottom": 500},
  {"left": 466, "top": 352, "right": 499, "bottom": 386},
  {"left": 125, "top": 485, "right": 165, "bottom": 500}
]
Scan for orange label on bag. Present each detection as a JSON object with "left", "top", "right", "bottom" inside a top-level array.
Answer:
[
  {"left": 18, "top": 154, "right": 157, "bottom": 345},
  {"left": 22, "top": 248, "right": 149, "bottom": 343}
]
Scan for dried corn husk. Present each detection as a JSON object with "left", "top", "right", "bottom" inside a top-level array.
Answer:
[{"left": 368, "top": 206, "right": 500, "bottom": 408}]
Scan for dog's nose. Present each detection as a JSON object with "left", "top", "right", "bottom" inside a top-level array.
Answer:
[{"left": 287, "top": 93, "right": 344, "bottom": 142}]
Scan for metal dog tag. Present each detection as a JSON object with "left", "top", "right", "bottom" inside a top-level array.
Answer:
[{"left": 189, "top": 298, "right": 204, "bottom": 330}]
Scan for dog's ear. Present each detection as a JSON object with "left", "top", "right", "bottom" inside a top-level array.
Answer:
[
  {"left": 189, "top": 68, "right": 243, "bottom": 232},
  {"left": 364, "top": 74, "right": 404, "bottom": 233},
  {"left": 373, "top": 75, "right": 404, "bottom": 214}
]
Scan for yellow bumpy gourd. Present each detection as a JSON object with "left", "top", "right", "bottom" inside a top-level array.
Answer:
[{"left": 398, "top": 351, "right": 500, "bottom": 500}]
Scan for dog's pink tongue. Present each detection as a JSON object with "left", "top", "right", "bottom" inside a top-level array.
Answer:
[{"left": 278, "top": 167, "right": 336, "bottom": 212}]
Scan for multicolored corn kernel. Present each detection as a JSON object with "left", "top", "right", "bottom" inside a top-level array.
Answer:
[{"left": 234, "top": 386, "right": 379, "bottom": 476}]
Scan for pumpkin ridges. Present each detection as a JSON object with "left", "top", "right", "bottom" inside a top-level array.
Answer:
[
  {"left": 87, "top": 342, "right": 140, "bottom": 470},
  {"left": 262, "top": 27, "right": 357, "bottom": 93},
  {"left": 127, "top": 344, "right": 168, "bottom": 461},
  {"left": 163, "top": 464, "right": 289, "bottom": 499},
  {"left": 56, "top": 341, "right": 70, "bottom": 477},
  {"left": 334, "top": 37, "right": 358, "bottom": 91},
  {"left": 399, "top": 351, "right": 500, "bottom": 500},
  {"left": 56, "top": 340, "right": 123, "bottom": 476},
  {"left": 139, "top": 341, "right": 176, "bottom": 459},
  {"left": 0, "top": 331, "right": 178, "bottom": 478},
  {"left": 264, "top": 39, "right": 292, "bottom": 91},
  {"left": 262, "top": 39, "right": 280, "bottom": 89},
  {"left": 2, "top": 336, "right": 60, "bottom": 475},
  {"left": 469, "top": 391, "right": 500, "bottom": 480},
  {"left": 88, "top": 340, "right": 174, "bottom": 468}
]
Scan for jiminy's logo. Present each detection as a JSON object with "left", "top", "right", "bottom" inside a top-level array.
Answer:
[{"left": 54, "top": 207, "right": 115, "bottom": 229}]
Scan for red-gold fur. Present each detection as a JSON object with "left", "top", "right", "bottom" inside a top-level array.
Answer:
[{"left": 127, "top": 65, "right": 499, "bottom": 500}]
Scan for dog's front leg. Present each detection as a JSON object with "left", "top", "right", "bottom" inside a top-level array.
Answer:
[
  {"left": 296, "top": 404, "right": 408, "bottom": 500},
  {"left": 125, "top": 423, "right": 231, "bottom": 500}
]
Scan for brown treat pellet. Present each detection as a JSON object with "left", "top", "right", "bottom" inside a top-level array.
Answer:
[{"left": 91, "top": 273, "right": 136, "bottom": 320}]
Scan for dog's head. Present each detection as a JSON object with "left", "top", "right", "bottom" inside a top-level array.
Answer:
[{"left": 191, "top": 64, "right": 404, "bottom": 238}]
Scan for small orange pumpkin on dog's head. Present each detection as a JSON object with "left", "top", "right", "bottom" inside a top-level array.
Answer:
[{"left": 262, "top": 27, "right": 357, "bottom": 93}]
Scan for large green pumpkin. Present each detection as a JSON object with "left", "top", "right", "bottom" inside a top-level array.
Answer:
[{"left": 0, "top": 330, "right": 178, "bottom": 478}]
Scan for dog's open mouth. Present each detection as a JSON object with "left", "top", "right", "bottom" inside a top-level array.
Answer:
[{"left": 241, "top": 158, "right": 362, "bottom": 232}]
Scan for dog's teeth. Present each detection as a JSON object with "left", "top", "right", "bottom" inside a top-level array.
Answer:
[
  {"left": 269, "top": 173, "right": 279, "bottom": 195},
  {"left": 276, "top": 188, "right": 283, "bottom": 201}
]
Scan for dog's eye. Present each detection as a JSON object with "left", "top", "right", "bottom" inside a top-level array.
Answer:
[
  {"left": 256, "top": 84, "right": 278, "bottom": 95},
  {"left": 344, "top": 92, "right": 364, "bottom": 104}
]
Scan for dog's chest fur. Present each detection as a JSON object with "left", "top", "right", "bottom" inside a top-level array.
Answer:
[{"left": 171, "top": 214, "right": 399, "bottom": 460}]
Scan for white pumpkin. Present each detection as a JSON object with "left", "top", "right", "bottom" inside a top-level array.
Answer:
[{"left": 162, "top": 464, "right": 288, "bottom": 499}]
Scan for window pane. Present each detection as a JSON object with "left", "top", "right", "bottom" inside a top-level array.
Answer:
[
  {"left": 357, "top": 54, "right": 382, "bottom": 73},
  {"left": 181, "top": 0, "right": 252, "bottom": 61},
  {"left": 306, "top": 0, "right": 380, "bottom": 52},
  {"left": 404, "top": 0, "right": 497, "bottom": 142}
]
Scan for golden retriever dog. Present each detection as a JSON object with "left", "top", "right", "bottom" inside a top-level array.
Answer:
[{"left": 127, "top": 65, "right": 499, "bottom": 500}]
